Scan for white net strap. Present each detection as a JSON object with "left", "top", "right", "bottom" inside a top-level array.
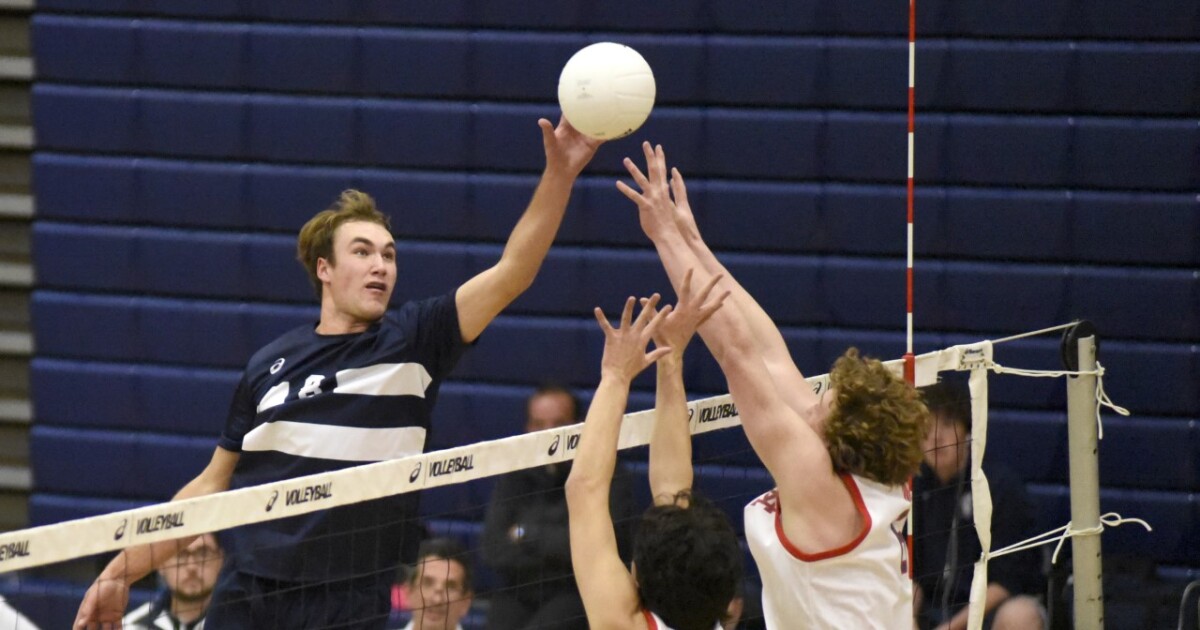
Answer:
[
  {"left": 980, "top": 512, "right": 1153, "bottom": 565},
  {"left": 988, "top": 361, "right": 1130, "bottom": 439}
]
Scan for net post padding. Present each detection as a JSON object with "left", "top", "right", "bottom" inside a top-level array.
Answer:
[{"left": 1065, "top": 331, "right": 1104, "bottom": 629}]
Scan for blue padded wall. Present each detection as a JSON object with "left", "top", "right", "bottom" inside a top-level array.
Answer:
[{"left": 26, "top": 1, "right": 1200, "bottom": 609}]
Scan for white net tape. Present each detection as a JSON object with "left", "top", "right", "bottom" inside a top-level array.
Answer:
[{"left": 0, "top": 335, "right": 1146, "bottom": 630}]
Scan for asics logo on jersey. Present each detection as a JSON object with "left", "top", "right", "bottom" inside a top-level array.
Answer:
[
  {"left": 548, "top": 435, "right": 561, "bottom": 456},
  {"left": 265, "top": 490, "right": 279, "bottom": 512},
  {"left": 270, "top": 358, "right": 285, "bottom": 374}
]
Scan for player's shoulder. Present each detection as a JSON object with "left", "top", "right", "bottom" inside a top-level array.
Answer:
[{"left": 245, "top": 322, "right": 319, "bottom": 369}]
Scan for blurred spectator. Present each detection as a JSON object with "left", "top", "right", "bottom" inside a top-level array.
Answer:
[
  {"left": 123, "top": 533, "right": 223, "bottom": 629},
  {"left": 913, "top": 380, "right": 1046, "bottom": 630},
  {"left": 397, "top": 538, "right": 473, "bottom": 630}
]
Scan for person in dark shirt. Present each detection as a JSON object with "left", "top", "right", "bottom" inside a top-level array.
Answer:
[
  {"left": 913, "top": 379, "right": 1046, "bottom": 630},
  {"left": 75, "top": 117, "right": 602, "bottom": 630},
  {"left": 483, "top": 384, "right": 635, "bottom": 630}
]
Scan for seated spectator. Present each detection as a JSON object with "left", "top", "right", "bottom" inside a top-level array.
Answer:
[
  {"left": 482, "top": 385, "right": 635, "bottom": 630},
  {"left": 913, "top": 380, "right": 1046, "bottom": 630},
  {"left": 397, "top": 538, "right": 474, "bottom": 630},
  {"left": 122, "top": 533, "right": 223, "bottom": 630}
]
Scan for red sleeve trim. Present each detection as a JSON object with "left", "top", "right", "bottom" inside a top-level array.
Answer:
[{"left": 775, "top": 473, "right": 871, "bottom": 562}]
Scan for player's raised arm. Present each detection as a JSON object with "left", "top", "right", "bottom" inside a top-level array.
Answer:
[
  {"left": 617, "top": 145, "right": 840, "bottom": 509},
  {"left": 74, "top": 446, "right": 238, "bottom": 630},
  {"left": 647, "top": 270, "right": 728, "bottom": 505},
  {"left": 455, "top": 117, "right": 601, "bottom": 343},
  {"left": 623, "top": 142, "right": 821, "bottom": 416},
  {"left": 565, "top": 296, "right": 670, "bottom": 630}
]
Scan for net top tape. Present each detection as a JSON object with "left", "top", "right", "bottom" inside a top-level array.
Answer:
[{"left": 0, "top": 344, "right": 972, "bottom": 574}]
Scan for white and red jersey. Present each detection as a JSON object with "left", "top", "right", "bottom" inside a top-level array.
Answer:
[
  {"left": 744, "top": 474, "right": 913, "bottom": 629},
  {"left": 641, "top": 609, "right": 721, "bottom": 630}
]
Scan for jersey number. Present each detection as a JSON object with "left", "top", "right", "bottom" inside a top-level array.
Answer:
[{"left": 297, "top": 374, "right": 327, "bottom": 399}]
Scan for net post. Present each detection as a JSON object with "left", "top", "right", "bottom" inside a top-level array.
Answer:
[{"left": 1062, "top": 322, "right": 1104, "bottom": 629}]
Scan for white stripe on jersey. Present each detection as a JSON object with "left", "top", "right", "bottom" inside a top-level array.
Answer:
[
  {"left": 242, "top": 420, "right": 427, "bottom": 462},
  {"left": 334, "top": 362, "right": 433, "bottom": 397},
  {"left": 257, "top": 381, "right": 290, "bottom": 413}
]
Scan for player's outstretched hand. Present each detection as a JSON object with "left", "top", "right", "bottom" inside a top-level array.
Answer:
[
  {"left": 644, "top": 269, "right": 729, "bottom": 359},
  {"left": 595, "top": 294, "right": 672, "bottom": 383},
  {"left": 617, "top": 141, "right": 680, "bottom": 241},
  {"left": 74, "top": 577, "right": 129, "bottom": 630},
  {"left": 540, "top": 116, "right": 602, "bottom": 179}
]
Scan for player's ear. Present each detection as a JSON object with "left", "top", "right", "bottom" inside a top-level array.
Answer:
[{"left": 316, "top": 257, "right": 332, "bottom": 283}]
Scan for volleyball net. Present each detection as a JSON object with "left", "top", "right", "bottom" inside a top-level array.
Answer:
[{"left": 0, "top": 329, "right": 1141, "bottom": 629}]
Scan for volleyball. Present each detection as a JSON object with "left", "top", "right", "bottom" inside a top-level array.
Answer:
[{"left": 557, "top": 42, "right": 656, "bottom": 140}]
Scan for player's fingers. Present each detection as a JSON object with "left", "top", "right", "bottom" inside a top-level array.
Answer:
[
  {"left": 642, "top": 303, "right": 671, "bottom": 341},
  {"left": 593, "top": 307, "right": 614, "bottom": 334},
  {"left": 695, "top": 290, "right": 732, "bottom": 328},
  {"left": 696, "top": 272, "right": 724, "bottom": 303},
  {"left": 615, "top": 180, "right": 645, "bottom": 204},
  {"left": 619, "top": 296, "right": 637, "bottom": 329},
  {"left": 622, "top": 157, "right": 651, "bottom": 189},
  {"left": 634, "top": 294, "right": 662, "bottom": 328},
  {"left": 646, "top": 346, "right": 674, "bottom": 365},
  {"left": 655, "top": 144, "right": 668, "bottom": 183},
  {"left": 679, "top": 268, "right": 695, "bottom": 300},
  {"left": 670, "top": 168, "right": 690, "bottom": 203}
]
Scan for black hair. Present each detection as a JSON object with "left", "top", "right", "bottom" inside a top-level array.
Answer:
[
  {"left": 633, "top": 492, "right": 742, "bottom": 630},
  {"left": 921, "top": 378, "right": 972, "bottom": 433}
]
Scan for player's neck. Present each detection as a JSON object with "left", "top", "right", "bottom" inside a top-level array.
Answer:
[{"left": 316, "top": 303, "right": 378, "bottom": 335}]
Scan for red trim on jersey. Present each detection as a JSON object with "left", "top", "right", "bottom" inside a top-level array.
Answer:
[
  {"left": 642, "top": 609, "right": 659, "bottom": 629},
  {"left": 774, "top": 474, "right": 871, "bottom": 562}
]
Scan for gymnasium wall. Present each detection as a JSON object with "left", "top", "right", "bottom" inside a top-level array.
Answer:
[{"left": 25, "top": 0, "right": 1199, "bottom": 597}]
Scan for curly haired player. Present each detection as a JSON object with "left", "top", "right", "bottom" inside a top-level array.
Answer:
[{"left": 619, "top": 142, "right": 931, "bottom": 629}]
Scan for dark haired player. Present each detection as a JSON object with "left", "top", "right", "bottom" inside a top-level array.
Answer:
[{"left": 566, "top": 274, "right": 743, "bottom": 630}]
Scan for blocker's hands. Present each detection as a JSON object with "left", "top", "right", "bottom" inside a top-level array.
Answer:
[
  {"left": 643, "top": 269, "right": 729, "bottom": 360},
  {"left": 595, "top": 294, "right": 673, "bottom": 383}
]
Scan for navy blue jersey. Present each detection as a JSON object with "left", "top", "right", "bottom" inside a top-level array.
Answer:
[{"left": 218, "top": 291, "right": 467, "bottom": 581}]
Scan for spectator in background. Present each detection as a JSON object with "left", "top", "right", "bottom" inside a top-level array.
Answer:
[
  {"left": 913, "top": 379, "right": 1046, "bottom": 630},
  {"left": 482, "top": 385, "right": 636, "bottom": 630},
  {"left": 123, "top": 533, "right": 223, "bottom": 630},
  {"left": 397, "top": 538, "right": 473, "bottom": 630}
]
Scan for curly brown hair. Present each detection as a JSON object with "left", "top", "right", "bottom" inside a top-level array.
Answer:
[
  {"left": 296, "top": 189, "right": 392, "bottom": 298},
  {"left": 823, "top": 348, "right": 931, "bottom": 486}
]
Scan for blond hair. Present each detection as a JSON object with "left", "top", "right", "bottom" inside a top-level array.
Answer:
[
  {"left": 823, "top": 348, "right": 932, "bottom": 486},
  {"left": 296, "top": 190, "right": 391, "bottom": 297}
]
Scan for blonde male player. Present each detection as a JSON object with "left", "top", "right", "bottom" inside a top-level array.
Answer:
[
  {"left": 74, "top": 117, "right": 601, "bottom": 630},
  {"left": 566, "top": 275, "right": 743, "bottom": 630},
  {"left": 619, "top": 143, "right": 931, "bottom": 628}
]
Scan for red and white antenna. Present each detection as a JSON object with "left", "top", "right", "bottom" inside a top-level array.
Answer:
[
  {"left": 905, "top": 0, "right": 917, "bottom": 579},
  {"left": 904, "top": 0, "right": 917, "bottom": 387}
]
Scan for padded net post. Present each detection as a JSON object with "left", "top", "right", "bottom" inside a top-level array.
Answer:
[{"left": 1064, "top": 328, "right": 1104, "bottom": 629}]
